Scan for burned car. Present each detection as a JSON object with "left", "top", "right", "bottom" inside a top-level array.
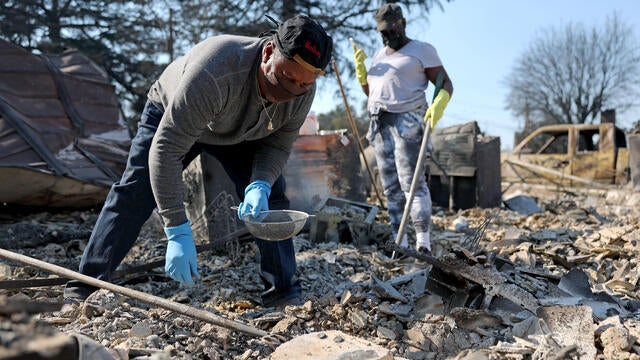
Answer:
[{"left": 501, "top": 123, "right": 630, "bottom": 187}]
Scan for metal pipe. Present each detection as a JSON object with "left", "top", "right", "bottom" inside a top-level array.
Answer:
[{"left": 504, "top": 158, "right": 607, "bottom": 188}]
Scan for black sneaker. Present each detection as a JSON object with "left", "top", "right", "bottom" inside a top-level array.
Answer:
[
  {"left": 261, "top": 283, "right": 303, "bottom": 309},
  {"left": 263, "top": 293, "right": 303, "bottom": 309},
  {"left": 63, "top": 281, "right": 98, "bottom": 304}
]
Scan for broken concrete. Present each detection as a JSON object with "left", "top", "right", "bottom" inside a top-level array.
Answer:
[
  {"left": 534, "top": 305, "right": 596, "bottom": 359},
  {"left": 270, "top": 330, "right": 393, "bottom": 360}
]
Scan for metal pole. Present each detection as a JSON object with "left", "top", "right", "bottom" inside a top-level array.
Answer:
[
  {"left": 331, "top": 59, "right": 386, "bottom": 209},
  {"left": 392, "top": 125, "right": 433, "bottom": 257},
  {"left": 0, "top": 248, "right": 268, "bottom": 337}
]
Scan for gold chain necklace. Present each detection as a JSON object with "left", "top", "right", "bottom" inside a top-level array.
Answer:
[{"left": 257, "top": 82, "right": 277, "bottom": 131}]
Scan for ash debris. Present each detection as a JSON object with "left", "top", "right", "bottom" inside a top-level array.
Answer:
[{"left": 1, "top": 185, "right": 639, "bottom": 359}]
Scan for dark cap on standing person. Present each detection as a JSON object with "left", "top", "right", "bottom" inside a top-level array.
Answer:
[
  {"left": 375, "top": 3, "right": 404, "bottom": 31},
  {"left": 273, "top": 15, "right": 333, "bottom": 75}
]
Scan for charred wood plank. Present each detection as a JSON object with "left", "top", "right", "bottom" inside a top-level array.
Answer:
[
  {"left": 0, "top": 277, "right": 68, "bottom": 290},
  {"left": 0, "top": 296, "right": 61, "bottom": 314}
]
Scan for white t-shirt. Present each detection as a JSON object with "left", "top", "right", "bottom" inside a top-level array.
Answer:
[{"left": 367, "top": 40, "right": 442, "bottom": 114}]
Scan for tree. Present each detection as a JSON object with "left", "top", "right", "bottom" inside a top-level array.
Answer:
[
  {"left": 0, "top": 0, "right": 449, "bottom": 127},
  {"left": 0, "top": 0, "right": 170, "bottom": 131},
  {"left": 505, "top": 13, "right": 640, "bottom": 127},
  {"left": 169, "top": 1, "right": 450, "bottom": 57}
]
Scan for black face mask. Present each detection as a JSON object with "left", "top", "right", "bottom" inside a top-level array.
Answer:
[
  {"left": 263, "top": 67, "right": 309, "bottom": 103},
  {"left": 381, "top": 31, "right": 404, "bottom": 50}
]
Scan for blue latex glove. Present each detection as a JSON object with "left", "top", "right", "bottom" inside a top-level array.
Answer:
[
  {"left": 164, "top": 220, "right": 200, "bottom": 285},
  {"left": 238, "top": 180, "right": 271, "bottom": 219}
]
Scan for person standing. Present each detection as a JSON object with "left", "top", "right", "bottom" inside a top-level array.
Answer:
[
  {"left": 64, "top": 15, "right": 333, "bottom": 307},
  {"left": 353, "top": 3, "right": 453, "bottom": 254}
]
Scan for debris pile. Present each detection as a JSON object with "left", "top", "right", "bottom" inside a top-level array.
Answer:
[{"left": 0, "top": 184, "right": 639, "bottom": 359}]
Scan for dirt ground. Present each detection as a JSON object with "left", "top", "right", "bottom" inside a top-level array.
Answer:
[{"left": 1, "top": 183, "right": 640, "bottom": 359}]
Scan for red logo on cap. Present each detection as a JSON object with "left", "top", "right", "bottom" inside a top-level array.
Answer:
[{"left": 304, "top": 40, "right": 321, "bottom": 59}]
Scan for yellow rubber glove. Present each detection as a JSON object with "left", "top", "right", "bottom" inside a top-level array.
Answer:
[
  {"left": 353, "top": 48, "right": 368, "bottom": 86},
  {"left": 424, "top": 89, "right": 450, "bottom": 130}
]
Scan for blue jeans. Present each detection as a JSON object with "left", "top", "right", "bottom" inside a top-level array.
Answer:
[
  {"left": 368, "top": 111, "right": 432, "bottom": 235},
  {"left": 65, "top": 101, "right": 300, "bottom": 304}
]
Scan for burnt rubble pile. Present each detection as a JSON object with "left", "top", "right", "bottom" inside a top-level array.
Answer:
[{"left": 0, "top": 185, "right": 639, "bottom": 359}]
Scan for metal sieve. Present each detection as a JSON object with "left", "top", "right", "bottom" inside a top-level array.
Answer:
[{"left": 231, "top": 207, "right": 310, "bottom": 241}]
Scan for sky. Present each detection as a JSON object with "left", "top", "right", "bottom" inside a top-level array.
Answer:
[{"left": 310, "top": 0, "right": 640, "bottom": 150}]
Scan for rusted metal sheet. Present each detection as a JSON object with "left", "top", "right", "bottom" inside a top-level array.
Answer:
[
  {"left": 284, "top": 131, "right": 366, "bottom": 213},
  {"left": 0, "top": 39, "right": 130, "bottom": 207}
]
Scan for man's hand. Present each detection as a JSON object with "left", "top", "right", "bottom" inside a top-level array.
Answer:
[
  {"left": 238, "top": 180, "right": 271, "bottom": 219},
  {"left": 423, "top": 89, "right": 451, "bottom": 130},
  {"left": 353, "top": 47, "right": 368, "bottom": 86},
  {"left": 164, "top": 220, "right": 200, "bottom": 285}
]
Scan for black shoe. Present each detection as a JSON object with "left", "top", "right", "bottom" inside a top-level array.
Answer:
[
  {"left": 263, "top": 294, "right": 303, "bottom": 309},
  {"left": 261, "top": 283, "right": 302, "bottom": 309},
  {"left": 64, "top": 281, "right": 98, "bottom": 303}
]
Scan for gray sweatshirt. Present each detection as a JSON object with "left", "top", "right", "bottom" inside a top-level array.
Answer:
[{"left": 147, "top": 35, "right": 314, "bottom": 227}]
